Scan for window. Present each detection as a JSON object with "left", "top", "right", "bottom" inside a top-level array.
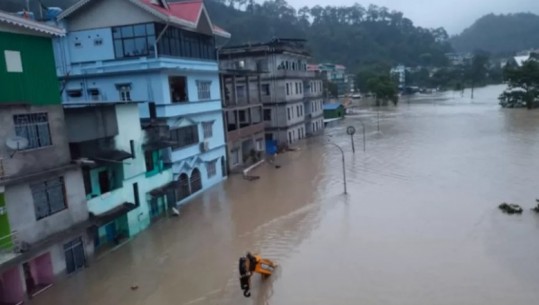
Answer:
[
  {"left": 13, "top": 113, "right": 52, "bottom": 149},
  {"left": 130, "top": 140, "right": 136, "bottom": 158},
  {"left": 170, "top": 76, "right": 188, "bottom": 103},
  {"left": 299, "top": 83, "right": 303, "bottom": 94},
  {"left": 67, "top": 89, "right": 82, "bottom": 98},
  {"left": 263, "top": 109, "right": 272, "bottom": 121},
  {"left": 231, "top": 149, "right": 239, "bottom": 165},
  {"left": 261, "top": 84, "right": 270, "bottom": 96},
  {"left": 206, "top": 160, "right": 217, "bottom": 178},
  {"left": 155, "top": 24, "right": 216, "bottom": 60},
  {"left": 287, "top": 108, "right": 291, "bottom": 120},
  {"left": 87, "top": 88, "right": 100, "bottom": 100},
  {"left": 288, "top": 132, "right": 292, "bottom": 144},
  {"left": 296, "top": 105, "right": 300, "bottom": 117},
  {"left": 203, "top": 121, "right": 213, "bottom": 139},
  {"left": 133, "top": 183, "right": 140, "bottom": 206},
  {"left": 112, "top": 23, "right": 156, "bottom": 58},
  {"left": 145, "top": 150, "right": 155, "bottom": 172},
  {"left": 237, "top": 85, "right": 245, "bottom": 98},
  {"left": 196, "top": 80, "right": 211, "bottom": 100},
  {"left": 170, "top": 126, "right": 199, "bottom": 149},
  {"left": 4, "top": 50, "right": 23, "bottom": 73},
  {"left": 295, "top": 82, "right": 299, "bottom": 94},
  {"left": 286, "top": 83, "right": 290, "bottom": 95},
  {"left": 31, "top": 177, "right": 67, "bottom": 220},
  {"left": 116, "top": 84, "right": 131, "bottom": 101},
  {"left": 256, "top": 139, "right": 263, "bottom": 151}
]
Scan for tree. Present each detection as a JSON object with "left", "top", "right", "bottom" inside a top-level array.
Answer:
[
  {"left": 500, "top": 60, "right": 539, "bottom": 109},
  {"left": 367, "top": 75, "right": 399, "bottom": 106},
  {"left": 468, "top": 52, "right": 490, "bottom": 98},
  {"left": 324, "top": 80, "right": 339, "bottom": 98}
]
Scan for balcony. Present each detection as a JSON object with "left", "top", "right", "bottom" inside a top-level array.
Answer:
[
  {"left": 272, "top": 70, "right": 315, "bottom": 79},
  {"left": 227, "top": 122, "right": 265, "bottom": 143},
  {"left": 156, "top": 100, "right": 222, "bottom": 117},
  {"left": 87, "top": 187, "right": 132, "bottom": 216}
]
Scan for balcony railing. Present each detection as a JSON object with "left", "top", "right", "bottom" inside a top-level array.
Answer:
[
  {"left": 156, "top": 100, "right": 222, "bottom": 117},
  {"left": 272, "top": 70, "right": 315, "bottom": 79}
]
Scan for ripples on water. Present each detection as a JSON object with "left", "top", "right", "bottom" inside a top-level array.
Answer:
[{"left": 29, "top": 85, "right": 539, "bottom": 305}]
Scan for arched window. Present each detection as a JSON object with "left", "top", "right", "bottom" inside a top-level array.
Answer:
[
  {"left": 176, "top": 173, "right": 190, "bottom": 201},
  {"left": 190, "top": 168, "right": 202, "bottom": 193}
]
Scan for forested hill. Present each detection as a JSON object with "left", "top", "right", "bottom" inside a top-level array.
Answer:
[
  {"left": 205, "top": 0, "right": 451, "bottom": 71},
  {"left": 450, "top": 13, "right": 539, "bottom": 54},
  {"left": 1, "top": 0, "right": 452, "bottom": 71}
]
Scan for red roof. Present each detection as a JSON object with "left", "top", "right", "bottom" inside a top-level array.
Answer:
[
  {"left": 58, "top": 0, "right": 230, "bottom": 38},
  {"left": 139, "top": 0, "right": 200, "bottom": 24}
]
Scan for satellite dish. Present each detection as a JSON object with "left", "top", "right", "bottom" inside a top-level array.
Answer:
[{"left": 6, "top": 136, "right": 29, "bottom": 151}]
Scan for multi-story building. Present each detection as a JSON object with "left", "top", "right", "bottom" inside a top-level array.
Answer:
[
  {"left": 309, "top": 63, "right": 348, "bottom": 96},
  {"left": 219, "top": 68, "right": 266, "bottom": 173},
  {"left": 220, "top": 38, "right": 324, "bottom": 146},
  {"left": 52, "top": 0, "right": 229, "bottom": 204},
  {"left": 63, "top": 103, "right": 173, "bottom": 253},
  {"left": 0, "top": 11, "right": 91, "bottom": 304},
  {"left": 345, "top": 73, "right": 356, "bottom": 94}
]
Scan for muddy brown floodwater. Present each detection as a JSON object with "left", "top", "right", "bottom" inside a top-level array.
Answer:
[{"left": 30, "top": 85, "right": 539, "bottom": 305}]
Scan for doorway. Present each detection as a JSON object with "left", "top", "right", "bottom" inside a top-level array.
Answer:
[
  {"left": 64, "top": 238, "right": 86, "bottom": 274},
  {"left": 98, "top": 170, "right": 110, "bottom": 194}
]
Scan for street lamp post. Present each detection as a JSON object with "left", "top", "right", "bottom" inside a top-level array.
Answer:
[
  {"left": 328, "top": 141, "right": 347, "bottom": 195},
  {"left": 357, "top": 119, "right": 366, "bottom": 152},
  {"left": 346, "top": 126, "right": 356, "bottom": 154}
]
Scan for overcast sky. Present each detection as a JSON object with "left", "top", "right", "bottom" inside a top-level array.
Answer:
[{"left": 286, "top": 0, "right": 539, "bottom": 34}]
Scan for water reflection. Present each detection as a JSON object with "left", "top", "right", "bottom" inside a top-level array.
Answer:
[{"left": 29, "top": 85, "right": 539, "bottom": 305}]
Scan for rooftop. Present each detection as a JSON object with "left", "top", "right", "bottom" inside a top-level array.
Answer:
[
  {"left": 0, "top": 10, "right": 65, "bottom": 36},
  {"left": 323, "top": 103, "right": 343, "bottom": 110},
  {"left": 58, "top": 0, "right": 229, "bottom": 38}
]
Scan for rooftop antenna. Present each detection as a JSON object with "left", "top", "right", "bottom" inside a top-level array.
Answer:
[{"left": 6, "top": 136, "right": 29, "bottom": 158}]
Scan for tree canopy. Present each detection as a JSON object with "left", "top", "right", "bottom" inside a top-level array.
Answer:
[
  {"left": 500, "top": 60, "right": 539, "bottom": 109},
  {"left": 206, "top": 0, "right": 452, "bottom": 72},
  {"left": 450, "top": 13, "right": 539, "bottom": 55}
]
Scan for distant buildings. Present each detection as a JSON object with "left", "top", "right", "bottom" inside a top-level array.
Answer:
[
  {"left": 390, "top": 65, "right": 406, "bottom": 89},
  {"left": 219, "top": 67, "right": 266, "bottom": 172},
  {"left": 0, "top": 11, "right": 91, "bottom": 303},
  {"left": 220, "top": 38, "right": 324, "bottom": 146},
  {"left": 309, "top": 63, "right": 350, "bottom": 96}
]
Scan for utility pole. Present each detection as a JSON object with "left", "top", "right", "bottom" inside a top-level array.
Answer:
[{"left": 328, "top": 141, "right": 347, "bottom": 195}]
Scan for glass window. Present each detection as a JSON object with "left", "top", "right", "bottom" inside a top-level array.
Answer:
[
  {"left": 133, "top": 24, "right": 146, "bottom": 36},
  {"left": 203, "top": 122, "right": 213, "bottom": 139},
  {"left": 121, "top": 26, "right": 134, "bottom": 38},
  {"left": 31, "top": 177, "right": 67, "bottom": 220},
  {"left": 145, "top": 151, "right": 155, "bottom": 172},
  {"left": 197, "top": 80, "right": 212, "bottom": 100},
  {"left": 13, "top": 113, "right": 52, "bottom": 149},
  {"left": 206, "top": 160, "right": 217, "bottom": 178},
  {"left": 112, "top": 23, "right": 156, "bottom": 59},
  {"left": 170, "top": 126, "right": 199, "bottom": 150},
  {"left": 146, "top": 23, "right": 155, "bottom": 36},
  {"left": 261, "top": 84, "right": 270, "bottom": 96},
  {"left": 264, "top": 109, "right": 271, "bottom": 121}
]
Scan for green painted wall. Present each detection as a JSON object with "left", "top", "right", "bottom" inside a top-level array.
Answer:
[
  {"left": 0, "top": 192, "right": 12, "bottom": 249},
  {"left": 324, "top": 107, "right": 345, "bottom": 119},
  {"left": 0, "top": 31, "right": 61, "bottom": 105}
]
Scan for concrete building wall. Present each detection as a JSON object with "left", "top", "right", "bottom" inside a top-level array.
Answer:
[
  {"left": 62, "top": 72, "right": 167, "bottom": 106},
  {"left": 4, "top": 168, "right": 88, "bottom": 245},
  {"left": 66, "top": 0, "right": 160, "bottom": 32},
  {"left": 66, "top": 28, "right": 115, "bottom": 63},
  {"left": 0, "top": 105, "right": 72, "bottom": 179}
]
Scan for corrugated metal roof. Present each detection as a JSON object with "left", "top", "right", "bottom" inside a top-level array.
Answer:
[
  {"left": 323, "top": 103, "right": 343, "bottom": 110},
  {"left": 0, "top": 10, "right": 65, "bottom": 36}
]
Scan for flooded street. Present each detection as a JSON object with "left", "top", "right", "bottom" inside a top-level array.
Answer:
[{"left": 30, "top": 85, "right": 539, "bottom": 305}]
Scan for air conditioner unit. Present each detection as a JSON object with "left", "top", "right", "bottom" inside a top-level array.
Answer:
[{"left": 199, "top": 141, "right": 210, "bottom": 152}]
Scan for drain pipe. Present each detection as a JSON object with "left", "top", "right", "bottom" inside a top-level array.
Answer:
[{"left": 153, "top": 23, "right": 170, "bottom": 58}]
